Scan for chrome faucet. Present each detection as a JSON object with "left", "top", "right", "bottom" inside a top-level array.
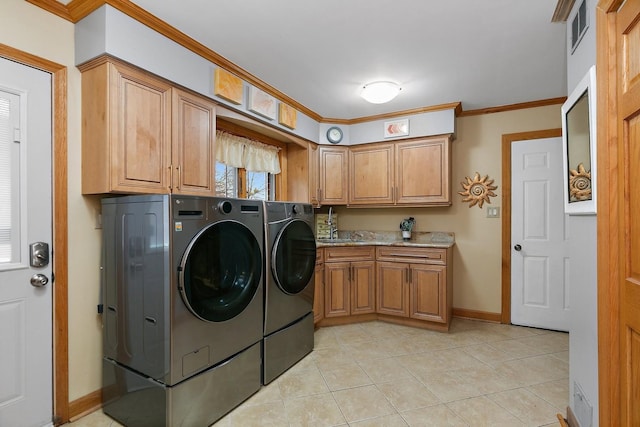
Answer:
[{"left": 327, "top": 206, "right": 337, "bottom": 240}]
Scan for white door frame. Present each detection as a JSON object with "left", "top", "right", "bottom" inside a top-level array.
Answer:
[
  {"left": 0, "top": 44, "right": 69, "bottom": 424},
  {"left": 501, "top": 128, "right": 562, "bottom": 324}
]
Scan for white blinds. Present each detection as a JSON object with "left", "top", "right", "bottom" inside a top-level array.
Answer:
[
  {"left": 215, "top": 130, "right": 281, "bottom": 174},
  {"left": 0, "top": 92, "right": 19, "bottom": 263}
]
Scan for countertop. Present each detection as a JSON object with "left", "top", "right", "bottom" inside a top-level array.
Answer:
[{"left": 316, "top": 231, "right": 455, "bottom": 249}]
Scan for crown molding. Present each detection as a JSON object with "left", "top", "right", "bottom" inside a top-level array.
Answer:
[
  {"left": 322, "top": 102, "right": 462, "bottom": 125},
  {"left": 551, "top": 0, "right": 576, "bottom": 22},
  {"left": 458, "top": 97, "right": 566, "bottom": 117},
  {"left": 29, "top": 0, "right": 563, "bottom": 124}
]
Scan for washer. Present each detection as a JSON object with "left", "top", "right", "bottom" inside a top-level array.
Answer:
[
  {"left": 263, "top": 201, "right": 317, "bottom": 384},
  {"left": 101, "top": 195, "right": 264, "bottom": 427}
]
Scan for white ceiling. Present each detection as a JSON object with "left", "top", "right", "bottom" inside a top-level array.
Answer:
[{"left": 119, "top": 0, "right": 567, "bottom": 119}]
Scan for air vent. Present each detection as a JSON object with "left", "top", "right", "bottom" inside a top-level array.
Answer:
[{"left": 571, "top": 0, "right": 588, "bottom": 53}]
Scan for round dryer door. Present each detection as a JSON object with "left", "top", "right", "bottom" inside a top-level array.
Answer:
[
  {"left": 272, "top": 219, "right": 316, "bottom": 295},
  {"left": 179, "top": 221, "right": 262, "bottom": 322}
]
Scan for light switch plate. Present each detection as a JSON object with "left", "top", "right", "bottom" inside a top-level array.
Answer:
[{"left": 486, "top": 206, "right": 500, "bottom": 218}]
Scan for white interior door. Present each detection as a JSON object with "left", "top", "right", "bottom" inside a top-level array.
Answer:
[
  {"left": 0, "top": 58, "right": 53, "bottom": 426},
  {"left": 511, "top": 137, "right": 569, "bottom": 331}
]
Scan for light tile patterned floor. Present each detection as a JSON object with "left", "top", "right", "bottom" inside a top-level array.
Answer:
[{"left": 69, "top": 319, "right": 568, "bottom": 427}]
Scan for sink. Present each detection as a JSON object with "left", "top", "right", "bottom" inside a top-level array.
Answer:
[{"left": 317, "top": 238, "right": 354, "bottom": 243}]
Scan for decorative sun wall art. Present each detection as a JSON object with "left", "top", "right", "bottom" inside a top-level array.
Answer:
[
  {"left": 568, "top": 162, "right": 592, "bottom": 201},
  {"left": 458, "top": 172, "right": 498, "bottom": 208}
]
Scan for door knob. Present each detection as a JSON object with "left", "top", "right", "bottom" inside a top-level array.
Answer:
[
  {"left": 30, "top": 274, "right": 49, "bottom": 287},
  {"left": 514, "top": 244, "right": 522, "bottom": 251}
]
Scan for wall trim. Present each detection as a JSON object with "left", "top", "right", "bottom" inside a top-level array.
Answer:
[
  {"left": 552, "top": 0, "right": 578, "bottom": 22},
  {"left": 452, "top": 308, "right": 501, "bottom": 323},
  {"left": 29, "top": 0, "right": 563, "bottom": 125},
  {"left": 501, "top": 128, "right": 563, "bottom": 325},
  {"left": 0, "top": 43, "right": 69, "bottom": 424},
  {"left": 566, "top": 405, "right": 579, "bottom": 427},
  {"left": 595, "top": 0, "right": 624, "bottom": 424},
  {"left": 322, "top": 102, "right": 463, "bottom": 125},
  {"left": 68, "top": 389, "right": 102, "bottom": 422},
  {"left": 458, "top": 97, "right": 566, "bottom": 117}
]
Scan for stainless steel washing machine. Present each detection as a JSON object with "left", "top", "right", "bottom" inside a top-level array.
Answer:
[
  {"left": 101, "top": 195, "right": 264, "bottom": 427},
  {"left": 263, "top": 201, "right": 316, "bottom": 384}
]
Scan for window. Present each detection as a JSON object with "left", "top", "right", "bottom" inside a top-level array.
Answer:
[
  {"left": 571, "top": 0, "right": 588, "bottom": 53},
  {"left": 215, "top": 163, "right": 275, "bottom": 200},
  {"left": 245, "top": 170, "right": 275, "bottom": 200},
  {"left": 215, "top": 162, "right": 237, "bottom": 197},
  {"left": 0, "top": 91, "right": 21, "bottom": 265},
  {"left": 215, "top": 129, "right": 281, "bottom": 200}
]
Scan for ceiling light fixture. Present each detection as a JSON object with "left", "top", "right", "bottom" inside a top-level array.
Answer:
[{"left": 360, "top": 81, "right": 402, "bottom": 104}]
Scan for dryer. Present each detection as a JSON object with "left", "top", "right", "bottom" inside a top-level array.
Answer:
[
  {"left": 101, "top": 195, "right": 264, "bottom": 427},
  {"left": 263, "top": 201, "right": 316, "bottom": 384}
]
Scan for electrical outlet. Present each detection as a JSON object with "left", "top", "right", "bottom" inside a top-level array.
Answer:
[
  {"left": 95, "top": 210, "right": 102, "bottom": 229},
  {"left": 486, "top": 206, "right": 500, "bottom": 218}
]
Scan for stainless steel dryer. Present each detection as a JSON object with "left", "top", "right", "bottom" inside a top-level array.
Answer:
[
  {"left": 101, "top": 195, "right": 264, "bottom": 427},
  {"left": 263, "top": 201, "right": 316, "bottom": 384}
]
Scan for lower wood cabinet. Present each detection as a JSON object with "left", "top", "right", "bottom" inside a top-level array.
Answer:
[
  {"left": 323, "top": 246, "right": 375, "bottom": 318},
  {"left": 409, "top": 264, "right": 447, "bottom": 322},
  {"left": 313, "top": 249, "right": 324, "bottom": 324},
  {"left": 317, "top": 244, "right": 453, "bottom": 331},
  {"left": 376, "top": 262, "right": 410, "bottom": 316},
  {"left": 376, "top": 246, "right": 452, "bottom": 327}
]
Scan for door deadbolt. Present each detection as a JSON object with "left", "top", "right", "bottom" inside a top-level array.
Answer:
[
  {"left": 29, "top": 242, "right": 49, "bottom": 268},
  {"left": 514, "top": 244, "right": 522, "bottom": 251},
  {"left": 30, "top": 274, "right": 49, "bottom": 287}
]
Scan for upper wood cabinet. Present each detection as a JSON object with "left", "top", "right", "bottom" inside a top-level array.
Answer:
[
  {"left": 308, "top": 143, "right": 320, "bottom": 206},
  {"left": 287, "top": 141, "right": 321, "bottom": 206},
  {"left": 81, "top": 58, "right": 216, "bottom": 195},
  {"left": 395, "top": 137, "right": 450, "bottom": 205},
  {"left": 349, "top": 136, "right": 452, "bottom": 206},
  {"left": 171, "top": 88, "right": 217, "bottom": 195},
  {"left": 349, "top": 143, "right": 394, "bottom": 205},
  {"left": 319, "top": 146, "right": 348, "bottom": 205}
]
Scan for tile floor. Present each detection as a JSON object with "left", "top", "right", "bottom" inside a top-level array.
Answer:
[{"left": 69, "top": 319, "right": 569, "bottom": 427}]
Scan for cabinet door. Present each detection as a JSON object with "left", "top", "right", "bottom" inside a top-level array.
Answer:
[
  {"left": 351, "top": 261, "right": 376, "bottom": 314},
  {"left": 109, "top": 62, "right": 172, "bottom": 193},
  {"left": 284, "top": 142, "right": 318, "bottom": 205},
  {"left": 313, "top": 263, "right": 324, "bottom": 324},
  {"left": 308, "top": 143, "right": 320, "bottom": 206},
  {"left": 410, "top": 264, "right": 446, "bottom": 323},
  {"left": 376, "top": 262, "right": 409, "bottom": 317},
  {"left": 395, "top": 137, "right": 451, "bottom": 205},
  {"left": 172, "top": 88, "right": 216, "bottom": 196},
  {"left": 348, "top": 143, "right": 394, "bottom": 205},
  {"left": 319, "top": 146, "right": 348, "bottom": 205},
  {"left": 324, "top": 262, "right": 350, "bottom": 317}
]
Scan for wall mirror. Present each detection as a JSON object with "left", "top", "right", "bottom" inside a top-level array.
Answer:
[{"left": 561, "top": 65, "right": 597, "bottom": 215}]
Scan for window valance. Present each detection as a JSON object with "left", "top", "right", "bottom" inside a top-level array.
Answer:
[{"left": 215, "top": 130, "right": 281, "bottom": 174}]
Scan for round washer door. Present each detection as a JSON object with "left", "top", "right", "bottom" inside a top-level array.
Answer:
[
  {"left": 179, "top": 221, "right": 262, "bottom": 322},
  {"left": 272, "top": 219, "right": 316, "bottom": 295}
]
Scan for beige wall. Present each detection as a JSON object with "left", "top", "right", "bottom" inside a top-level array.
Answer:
[
  {"left": 1, "top": 0, "right": 103, "bottom": 401},
  {"left": 337, "top": 105, "right": 562, "bottom": 314}
]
